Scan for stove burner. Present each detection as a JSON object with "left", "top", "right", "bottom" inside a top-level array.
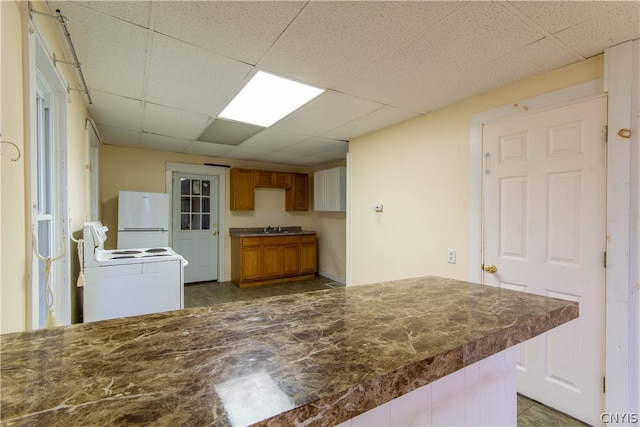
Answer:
[
  {"left": 110, "top": 255, "right": 136, "bottom": 259},
  {"left": 145, "top": 248, "right": 168, "bottom": 253},
  {"left": 112, "top": 250, "right": 142, "bottom": 255}
]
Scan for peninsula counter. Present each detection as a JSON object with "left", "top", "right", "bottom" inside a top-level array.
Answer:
[{"left": 1, "top": 276, "right": 578, "bottom": 426}]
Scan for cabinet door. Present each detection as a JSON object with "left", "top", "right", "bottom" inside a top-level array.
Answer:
[
  {"left": 325, "top": 168, "right": 341, "bottom": 211},
  {"left": 314, "top": 170, "right": 326, "bottom": 211},
  {"left": 262, "top": 244, "right": 282, "bottom": 278},
  {"left": 231, "top": 169, "right": 255, "bottom": 210},
  {"left": 273, "top": 172, "right": 292, "bottom": 188},
  {"left": 282, "top": 243, "right": 300, "bottom": 276},
  {"left": 286, "top": 173, "right": 309, "bottom": 211},
  {"left": 300, "top": 235, "right": 317, "bottom": 273},
  {"left": 255, "top": 171, "right": 292, "bottom": 188},
  {"left": 241, "top": 245, "right": 262, "bottom": 281},
  {"left": 254, "top": 170, "right": 274, "bottom": 187}
]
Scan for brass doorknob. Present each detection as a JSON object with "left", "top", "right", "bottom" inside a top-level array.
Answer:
[
  {"left": 484, "top": 264, "right": 497, "bottom": 274},
  {"left": 212, "top": 231, "right": 218, "bottom": 236}
]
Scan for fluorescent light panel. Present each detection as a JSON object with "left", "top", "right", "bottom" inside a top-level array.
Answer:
[{"left": 219, "top": 71, "right": 324, "bottom": 127}]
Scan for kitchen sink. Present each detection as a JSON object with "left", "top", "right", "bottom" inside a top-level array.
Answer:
[{"left": 262, "top": 228, "right": 288, "bottom": 234}]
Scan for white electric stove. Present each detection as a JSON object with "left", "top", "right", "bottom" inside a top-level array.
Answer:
[{"left": 82, "top": 221, "right": 188, "bottom": 322}]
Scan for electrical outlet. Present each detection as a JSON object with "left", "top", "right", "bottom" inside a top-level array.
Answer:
[{"left": 447, "top": 249, "right": 456, "bottom": 264}]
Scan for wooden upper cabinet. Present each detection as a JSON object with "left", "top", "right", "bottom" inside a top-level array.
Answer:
[
  {"left": 231, "top": 168, "right": 308, "bottom": 211},
  {"left": 255, "top": 170, "right": 291, "bottom": 188},
  {"left": 286, "top": 173, "right": 309, "bottom": 211},
  {"left": 230, "top": 168, "right": 255, "bottom": 210}
]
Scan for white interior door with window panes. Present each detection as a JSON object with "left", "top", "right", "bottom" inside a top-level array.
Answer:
[
  {"left": 482, "top": 96, "right": 606, "bottom": 425},
  {"left": 172, "top": 173, "right": 218, "bottom": 283}
]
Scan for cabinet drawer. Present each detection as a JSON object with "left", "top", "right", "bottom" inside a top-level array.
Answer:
[
  {"left": 241, "top": 237, "right": 262, "bottom": 247},
  {"left": 262, "top": 235, "right": 299, "bottom": 246},
  {"left": 300, "top": 234, "right": 317, "bottom": 243}
]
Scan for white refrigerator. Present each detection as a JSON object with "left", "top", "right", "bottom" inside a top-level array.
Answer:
[{"left": 117, "top": 191, "right": 170, "bottom": 249}]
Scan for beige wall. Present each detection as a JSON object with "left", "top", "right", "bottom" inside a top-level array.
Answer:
[
  {"left": 101, "top": 146, "right": 347, "bottom": 282},
  {"left": 348, "top": 55, "right": 604, "bottom": 286},
  {"left": 1, "top": 0, "right": 28, "bottom": 333},
  {"left": 1, "top": 1, "right": 92, "bottom": 332}
]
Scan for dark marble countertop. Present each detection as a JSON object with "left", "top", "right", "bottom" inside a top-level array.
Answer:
[
  {"left": 0, "top": 276, "right": 577, "bottom": 426},
  {"left": 229, "top": 226, "right": 316, "bottom": 237}
]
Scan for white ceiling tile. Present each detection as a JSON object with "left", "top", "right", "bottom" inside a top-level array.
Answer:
[
  {"left": 322, "top": 106, "right": 419, "bottom": 141},
  {"left": 61, "top": 1, "right": 152, "bottom": 28},
  {"left": 449, "top": 2, "right": 545, "bottom": 58},
  {"left": 555, "top": 3, "right": 640, "bottom": 58},
  {"left": 289, "top": 155, "right": 340, "bottom": 167},
  {"left": 286, "top": 137, "right": 349, "bottom": 158},
  {"left": 142, "top": 103, "right": 211, "bottom": 140},
  {"left": 49, "top": 2, "right": 149, "bottom": 98},
  {"left": 393, "top": 37, "right": 580, "bottom": 114},
  {"left": 240, "top": 128, "right": 311, "bottom": 150},
  {"left": 97, "top": 125, "right": 141, "bottom": 148},
  {"left": 140, "top": 133, "right": 192, "bottom": 153},
  {"left": 474, "top": 38, "right": 580, "bottom": 90},
  {"left": 258, "top": 1, "right": 464, "bottom": 88},
  {"left": 182, "top": 141, "right": 234, "bottom": 158},
  {"left": 273, "top": 91, "right": 382, "bottom": 135},
  {"left": 259, "top": 151, "right": 309, "bottom": 166},
  {"left": 510, "top": 1, "right": 629, "bottom": 34},
  {"left": 88, "top": 91, "right": 143, "bottom": 132},
  {"left": 335, "top": 2, "right": 544, "bottom": 106},
  {"left": 145, "top": 33, "right": 253, "bottom": 116},
  {"left": 153, "top": 2, "right": 305, "bottom": 65},
  {"left": 222, "top": 146, "right": 272, "bottom": 161}
]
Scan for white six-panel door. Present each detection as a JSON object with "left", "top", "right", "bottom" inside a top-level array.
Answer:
[{"left": 482, "top": 96, "right": 606, "bottom": 425}]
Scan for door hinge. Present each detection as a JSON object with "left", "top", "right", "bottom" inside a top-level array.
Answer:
[
  {"left": 603, "top": 376, "right": 606, "bottom": 393},
  {"left": 605, "top": 125, "right": 608, "bottom": 143},
  {"left": 603, "top": 251, "right": 607, "bottom": 268}
]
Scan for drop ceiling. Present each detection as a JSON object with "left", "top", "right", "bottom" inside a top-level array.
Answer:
[{"left": 44, "top": 1, "right": 639, "bottom": 166}]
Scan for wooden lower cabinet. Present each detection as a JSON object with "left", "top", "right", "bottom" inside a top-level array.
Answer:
[
  {"left": 239, "top": 237, "right": 261, "bottom": 281},
  {"left": 300, "top": 235, "right": 317, "bottom": 273},
  {"left": 231, "top": 234, "right": 317, "bottom": 288}
]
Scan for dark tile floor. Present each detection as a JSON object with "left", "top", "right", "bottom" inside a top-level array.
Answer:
[
  {"left": 518, "top": 394, "right": 589, "bottom": 426},
  {"left": 184, "top": 277, "right": 589, "bottom": 427},
  {"left": 184, "top": 275, "right": 344, "bottom": 308}
]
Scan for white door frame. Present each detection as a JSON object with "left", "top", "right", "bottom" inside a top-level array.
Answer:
[
  {"left": 165, "top": 162, "right": 226, "bottom": 281},
  {"left": 603, "top": 40, "right": 639, "bottom": 421},
  {"left": 28, "top": 25, "right": 71, "bottom": 328},
  {"left": 86, "top": 119, "right": 101, "bottom": 222},
  {"left": 470, "top": 41, "right": 640, "bottom": 418}
]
